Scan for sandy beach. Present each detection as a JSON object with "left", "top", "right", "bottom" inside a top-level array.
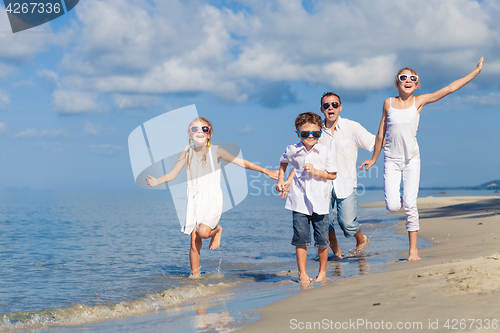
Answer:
[{"left": 239, "top": 196, "right": 500, "bottom": 332}]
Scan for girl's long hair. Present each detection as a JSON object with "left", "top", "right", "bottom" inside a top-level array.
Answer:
[{"left": 186, "top": 117, "right": 213, "bottom": 170}]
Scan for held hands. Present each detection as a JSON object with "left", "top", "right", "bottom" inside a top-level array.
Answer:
[
  {"left": 360, "top": 159, "right": 376, "bottom": 172},
  {"left": 276, "top": 179, "right": 291, "bottom": 199},
  {"left": 146, "top": 175, "right": 159, "bottom": 188}
]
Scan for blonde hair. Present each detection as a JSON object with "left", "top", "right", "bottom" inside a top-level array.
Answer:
[
  {"left": 186, "top": 117, "right": 213, "bottom": 170},
  {"left": 395, "top": 68, "right": 421, "bottom": 88}
]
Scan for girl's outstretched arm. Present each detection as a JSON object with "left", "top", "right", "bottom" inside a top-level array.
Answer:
[
  {"left": 147, "top": 147, "right": 188, "bottom": 187},
  {"left": 360, "top": 99, "right": 389, "bottom": 171},
  {"left": 217, "top": 147, "right": 279, "bottom": 180},
  {"left": 415, "top": 57, "right": 483, "bottom": 112}
]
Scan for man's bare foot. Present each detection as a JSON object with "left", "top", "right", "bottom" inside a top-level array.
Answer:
[
  {"left": 315, "top": 271, "right": 327, "bottom": 282},
  {"left": 353, "top": 235, "right": 369, "bottom": 255},
  {"left": 408, "top": 249, "right": 421, "bottom": 261},
  {"left": 209, "top": 226, "right": 222, "bottom": 250},
  {"left": 333, "top": 252, "right": 343, "bottom": 261},
  {"left": 298, "top": 272, "right": 313, "bottom": 284}
]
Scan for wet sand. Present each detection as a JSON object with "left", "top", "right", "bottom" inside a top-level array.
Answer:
[{"left": 239, "top": 196, "right": 500, "bottom": 332}]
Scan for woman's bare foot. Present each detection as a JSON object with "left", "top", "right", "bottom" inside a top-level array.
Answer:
[
  {"left": 315, "top": 271, "right": 327, "bottom": 282},
  {"left": 209, "top": 226, "right": 222, "bottom": 250},
  {"left": 408, "top": 249, "right": 421, "bottom": 261},
  {"left": 298, "top": 272, "right": 313, "bottom": 284}
]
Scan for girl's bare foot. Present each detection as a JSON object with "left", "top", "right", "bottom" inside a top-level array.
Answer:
[
  {"left": 298, "top": 272, "right": 313, "bottom": 284},
  {"left": 408, "top": 249, "right": 421, "bottom": 261},
  {"left": 209, "top": 226, "right": 222, "bottom": 250}
]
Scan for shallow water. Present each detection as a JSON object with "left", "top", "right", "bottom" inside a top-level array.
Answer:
[{"left": 2, "top": 189, "right": 496, "bottom": 332}]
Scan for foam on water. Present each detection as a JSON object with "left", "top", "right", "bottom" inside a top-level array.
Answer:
[{"left": 0, "top": 280, "right": 246, "bottom": 331}]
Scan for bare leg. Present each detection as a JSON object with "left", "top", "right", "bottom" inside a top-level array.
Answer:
[
  {"left": 328, "top": 230, "right": 342, "bottom": 260},
  {"left": 296, "top": 247, "right": 312, "bottom": 284},
  {"left": 316, "top": 247, "right": 328, "bottom": 282},
  {"left": 353, "top": 230, "right": 369, "bottom": 254},
  {"left": 408, "top": 230, "right": 421, "bottom": 261},
  {"left": 197, "top": 224, "right": 223, "bottom": 250},
  {"left": 209, "top": 226, "right": 222, "bottom": 250},
  {"left": 189, "top": 229, "right": 203, "bottom": 277}
]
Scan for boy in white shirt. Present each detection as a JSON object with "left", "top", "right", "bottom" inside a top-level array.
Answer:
[{"left": 276, "top": 112, "right": 337, "bottom": 284}]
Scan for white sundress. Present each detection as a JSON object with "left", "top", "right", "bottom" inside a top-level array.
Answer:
[{"left": 182, "top": 145, "right": 223, "bottom": 235}]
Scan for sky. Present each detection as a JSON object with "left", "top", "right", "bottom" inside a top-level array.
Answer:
[{"left": 0, "top": 0, "right": 499, "bottom": 191}]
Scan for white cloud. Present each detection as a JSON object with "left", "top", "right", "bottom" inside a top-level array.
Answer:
[
  {"left": 240, "top": 125, "right": 253, "bottom": 133},
  {"left": 52, "top": 90, "right": 102, "bottom": 114},
  {"left": 0, "top": 9, "right": 74, "bottom": 62},
  {"left": 13, "top": 129, "right": 39, "bottom": 138},
  {"left": 88, "top": 144, "right": 124, "bottom": 155},
  {"left": 84, "top": 121, "right": 102, "bottom": 136},
  {"left": 0, "top": 89, "right": 10, "bottom": 109},
  {"left": 45, "top": 0, "right": 499, "bottom": 104},
  {"left": 38, "top": 69, "right": 60, "bottom": 85},
  {"left": 0, "top": 122, "right": 6, "bottom": 133},
  {"left": 112, "top": 94, "right": 162, "bottom": 109},
  {"left": 13, "top": 128, "right": 69, "bottom": 138}
]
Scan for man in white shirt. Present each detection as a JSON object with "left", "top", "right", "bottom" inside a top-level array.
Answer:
[{"left": 318, "top": 92, "right": 376, "bottom": 259}]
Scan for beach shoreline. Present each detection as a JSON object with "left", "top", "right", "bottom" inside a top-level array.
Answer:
[{"left": 238, "top": 196, "right": 500, "bottom": 333}]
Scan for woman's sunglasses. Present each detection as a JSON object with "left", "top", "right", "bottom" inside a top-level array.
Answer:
[
  {"left": 297, "top": 130, "right": 322, "bottom": 139},
  {"left": 189, "top": 126, "right": 211, "bottom": 133},
  {"left": 398, "top": 74, "right": 418, "bottom": 82},
  {"left": 322, "top": 102, "right": 340, "bottom": 109}
]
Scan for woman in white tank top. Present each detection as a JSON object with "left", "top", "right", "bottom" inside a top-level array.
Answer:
[{"left": 361, "top": 57, "right": 483, "bottom": 261}]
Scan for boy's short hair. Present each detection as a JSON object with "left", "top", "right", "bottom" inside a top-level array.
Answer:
[
  {"left": 321, "top": 92, "right": 341, "bottom": 105},
  {"left": 295, "top": 112, "right": 323, "bottom": 130}
]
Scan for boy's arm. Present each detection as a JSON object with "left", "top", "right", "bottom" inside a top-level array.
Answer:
[
  {"left": 147, "top": 148, "right": 188, "bottom": 187},
  {"left": 303, "top": 164, "right": 337, "bottom": 180},
  {"left": 218, "top": 147, "right": 278, "bottom": 180}
]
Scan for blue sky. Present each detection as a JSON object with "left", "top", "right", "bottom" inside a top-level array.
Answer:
[{"left": 0, "top": 0, "right": 499, "bottom": 191}]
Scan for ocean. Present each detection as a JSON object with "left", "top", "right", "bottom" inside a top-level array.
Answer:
[{"left": 1, "top": 188, "right": 498, "bottom": 332}]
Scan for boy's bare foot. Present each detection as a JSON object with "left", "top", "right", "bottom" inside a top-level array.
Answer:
[
  {"left": 209, "top": 226, "right": 222, "bottom": 250},
  {"left": 315, "top": 271, "right": 327, "bottom": 282},
  {"left": 353, "top": 235, "right": 369, "bottom": 255},
  {"left": 408, "top": 249, "right": 421, "bottom": 261},
  {"left": 298, "top": 272, "right": 313, "bottom": 284}
]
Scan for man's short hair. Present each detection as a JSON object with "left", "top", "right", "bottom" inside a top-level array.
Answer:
[
  {"left": 295, "top": 112, "right": 323, "bottom": 130},
  {"left": 321, "top": 92, "right": 341, "bottom": 105}
]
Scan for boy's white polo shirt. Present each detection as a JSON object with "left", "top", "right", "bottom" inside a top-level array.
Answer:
[{"left": 280, "top": 142, "right": 337, "bottom": 216}]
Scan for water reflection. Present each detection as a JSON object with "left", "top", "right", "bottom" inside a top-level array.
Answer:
[
  {"left": 194, "top": 305, "right": 233, "bottom": 333},
  {"left": 331, "top": 258, "right": 370, "bottom": 277}
]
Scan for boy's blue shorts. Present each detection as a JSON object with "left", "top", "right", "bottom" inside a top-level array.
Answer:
[{"left": 292, "top": 211, "right": 330, "bottom": 249}]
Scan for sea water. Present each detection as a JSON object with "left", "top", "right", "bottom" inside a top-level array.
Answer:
[{"left": 1, "top": 189, "right": 497, "bottom": 332}]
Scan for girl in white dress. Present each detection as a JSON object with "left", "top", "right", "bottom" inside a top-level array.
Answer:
[
  {"left": 147, "top": 117, "right": 278, "bottom": 277},
  {"left": 361, "top": 58, "right": 483, "bottom": 261}
]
